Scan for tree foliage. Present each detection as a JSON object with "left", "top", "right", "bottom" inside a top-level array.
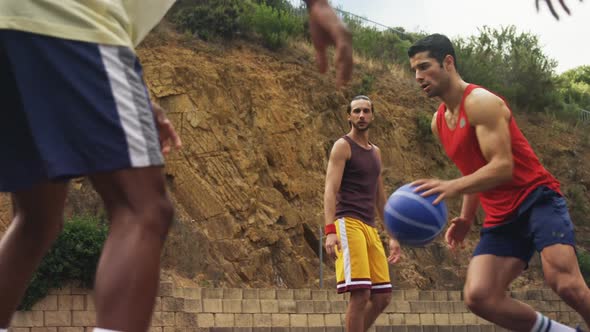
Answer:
[
  {"left": 557, "top": 65, "right": 590, "bottom": 111},
  {"left": 454, "top": 26, "right": 558, "bottom": 112}
]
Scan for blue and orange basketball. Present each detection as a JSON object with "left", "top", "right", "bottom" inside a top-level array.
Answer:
[{"left": 384, "top": 183, "right": 448, "bottom": 247}]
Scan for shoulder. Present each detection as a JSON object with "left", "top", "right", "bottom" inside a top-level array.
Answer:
[
  {"left": 330, "top": 138, "right": 351, "bottom": 160},
  {"left": 372, "top": 144, "right": 382, "bottom": 156},
  {"left": 464, "top": 88, "right": 510, "bottom": 125},
  {"left": 431, "top": 111, "right": 438, "bottom": 135},
  {"left": 464, "top": 88, "right": 504, "bottom": 110},
  {"left": 333, "top": 137, "right": 350, "bottom": 149}
]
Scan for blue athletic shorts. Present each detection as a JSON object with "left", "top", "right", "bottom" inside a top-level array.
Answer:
[
  {"left": 0, "top": 30, "right": 163, "bottom": 192},
  {"left": 473, "top": 186, "right": 576, "bottom": 265}
]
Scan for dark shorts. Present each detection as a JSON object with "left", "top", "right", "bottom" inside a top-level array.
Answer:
[
  {"left": 473, "top": 186, "right": 575, "bottom": 265},
  {"left": 0, "top": 30, "right": 163, "bottom": 192}
]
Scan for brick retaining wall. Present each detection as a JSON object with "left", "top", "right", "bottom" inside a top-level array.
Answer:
[{"left": 7, "top": 283, "right": 585, "bottom": 331}]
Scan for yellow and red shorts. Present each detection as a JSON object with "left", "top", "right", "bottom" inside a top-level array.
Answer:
[{"left": 334, "top": 216, "right": 392, "bottom": 294}]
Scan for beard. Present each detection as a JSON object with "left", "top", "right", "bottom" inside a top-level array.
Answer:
[
  {"left": 352, "top": 122, "right": 371, "bottom": 131},
  {"left": 426, "top": 75, "right": 450, "bottom": 98},
  {"left": 426, "top": 87, "right": 439, "bottom": 98}
]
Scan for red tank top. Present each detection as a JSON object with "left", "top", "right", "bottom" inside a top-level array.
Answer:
[{"left": 436, "top": 84, "right": 561, "bottom": 227}]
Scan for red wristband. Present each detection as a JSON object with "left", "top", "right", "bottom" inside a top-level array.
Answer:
[{"left": 324, "top": 223, "right": 336, "bottom": 235}]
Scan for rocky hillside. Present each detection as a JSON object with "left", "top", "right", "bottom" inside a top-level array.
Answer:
[{"left": 1, "top": 22, "right": 589, "bottom": 291}]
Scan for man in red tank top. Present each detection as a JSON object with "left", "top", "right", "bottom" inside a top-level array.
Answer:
[
  {"left": 324, "top": 96, "right": 402, "bottom": 331},
  {"left": 407, "top": 34, "right": 590, "bottom": 332}
]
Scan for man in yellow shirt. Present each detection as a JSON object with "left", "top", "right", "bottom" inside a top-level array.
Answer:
[{"left": 0, "top": 1, "right": 352, "bottom": 332}]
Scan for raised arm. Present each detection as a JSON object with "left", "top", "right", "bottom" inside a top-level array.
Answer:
[
  {"left": 536, "top": 0, "right": 583, "bottom": 20},
  {"left": 303, "top": 0, "right": 353, "bottom": 87}
]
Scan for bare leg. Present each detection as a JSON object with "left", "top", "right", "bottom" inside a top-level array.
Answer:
[
  {"left": 346, "top": 289, "right": 370, "bottom": 332},
  {"left": 542, "top": 244, "right": 590, "bottom": 328},
  {"left": 463, "top": 254, "right": 537, "bottom": 332},
  {"left": 363, "top": 292, "right": 391, "bottom": 330},
  {"left": 0, "top": 181, "right": 68, "bottom": 327},
  {"left": 89, "top": 166, "right": 173, "bottom": 332}
]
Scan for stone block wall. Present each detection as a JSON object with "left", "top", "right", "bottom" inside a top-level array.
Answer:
[{"left": 7, "top": 283, "right": 585, "bottom": 331}]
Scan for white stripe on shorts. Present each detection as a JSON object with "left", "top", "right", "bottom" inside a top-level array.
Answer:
[
  {"left": 338, "top": 218, "right": 352, "bottom": 285},
  {"left": 99, "top": 45, "right": 150, "bottom": 167}
]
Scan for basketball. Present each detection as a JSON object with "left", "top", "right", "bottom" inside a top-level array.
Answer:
[{"left": 384, "top": 183, "right": 448, "bottom": 247}]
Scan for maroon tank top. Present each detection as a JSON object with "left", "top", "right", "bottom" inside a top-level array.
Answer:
[{"left": 335, "top": 135, "right": 381, "bottom": 226}]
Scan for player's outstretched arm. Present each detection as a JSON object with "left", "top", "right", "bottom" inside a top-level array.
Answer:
[
  {"left": 304, "top": 0, "right": 353, "bottom": 87},
  {"left": 536, "top": 0, "right": 583, "bottom": 19}
]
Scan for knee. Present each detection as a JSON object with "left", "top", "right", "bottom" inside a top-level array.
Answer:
[
  {"left": 349, "top": 290, "right": 371, "bottom": 309},
  {"left": 551, "top": 276, "right": 587, "bottom": 305},
  {"left": 15, "top": 209, "right": 64, "bottom": 244},
  {"left": 372, "top": 293, "right": 391, "bottom": 312},
  {"left": 142, "top": 195, "right": 174, "bottom": 237},
  {"left": 463, "top": 284, "right": 496, "bottom": 315},
  {"left": 115, "top": 194, "right": 174, "bottom": 239}
]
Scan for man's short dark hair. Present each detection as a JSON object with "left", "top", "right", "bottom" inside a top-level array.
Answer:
[
  {"left": 347, "top": 95, "right": 374, "bottom": 114},
  {"left": 407, "top": 34, "right": 457, "bottom": 68}
]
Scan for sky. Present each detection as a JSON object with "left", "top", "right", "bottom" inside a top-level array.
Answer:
[{"left": 302, "top": 0, "right": 589, "bottom": 74}]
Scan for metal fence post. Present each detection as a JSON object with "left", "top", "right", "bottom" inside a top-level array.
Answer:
[
  {"left": 319, "top": 224, "right": 323, "bottom": 288},
  {"left": 581, "top": 109, "right": 590, "bottom": 123}
]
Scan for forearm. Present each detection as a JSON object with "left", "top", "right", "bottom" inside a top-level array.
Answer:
[
  {"left": 460, "top": 194, "right": 480, "bottom": 222},
  {"left": 303, "top": 0, "right": 323, "bottom": 7},
  {"left": 454, "top": 160, "right": 512, "bottom": 194},
  {"left": 376, "top": 194, "right": 386, "bottom": 224},
  {"left": 324, "top": 192, "right": 337, "bottom": 226}
]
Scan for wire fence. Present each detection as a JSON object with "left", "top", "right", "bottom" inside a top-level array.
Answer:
[
  {"left": 289, "top": 0, "right": 408, "bottom": 35},
  {"left": 580, "top": 109, "right": 590, "bottom": 124}
]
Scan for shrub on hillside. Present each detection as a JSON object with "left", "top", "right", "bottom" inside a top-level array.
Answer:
[
  {"left": 565, "top": 184, "right": 590, "bottom": 229},
  {"left": 18, "top": 216, "right": 108, "bottom": 310},
  {"left": 243, "top": 2, "right": 305, "bottom": 50},
  {"left": 415, "top": 112, "right": 434, "bottom": 142},
  {"left": 454, "top": 26, "right": 558, "bottom": 113},
  {"left": 352, "top": 74, "right": 376, "bottom": 96},
  {"left": 341, "top": 13, "right": 423, "bottom": 65},
  {"left": 578, "top": 250, "right": 590, "bottom": 286},
  {"left": 173, "top": 0, "right": 253, "bottom": 40}
]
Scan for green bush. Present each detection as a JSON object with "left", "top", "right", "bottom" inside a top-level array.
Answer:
[
  {"left": 578, "top": 250, "right": 590, "bottom": 286},
  {"left": 454, "top": 26, "right": 558, "bottom": 113},
  {"left": 550, "top": 102, "right": 584, "bottom": 125},
  {"left": 341, "top": 14, "right": 423, "bottom": 65},
  {"left": 243, "top": 2, "right": 305, "bottom": 50},
  {"left": 172, "top": 0, "right": 305, "bottom": 50},
  {"left": 415, "top": 112, "right": 434, "bottom": 142},
  {"left": 352, "top": 74, "right": 375, "bottom": 96},
  {"left": 172, "top": 0, "right": 253, "bottom": 40},
  {"left": 565, "top": 184, "right": 590, "bottom": 228},
  {"left": 18, "top": 216, "right": 108, "bottom": 310},
  {"left": 557, "top": 66, "right": 590, "bottom": 109}
]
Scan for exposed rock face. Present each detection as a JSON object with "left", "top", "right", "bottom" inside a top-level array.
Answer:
[{"left": 0, "top": 25, "right": 588, "bottom": 291}]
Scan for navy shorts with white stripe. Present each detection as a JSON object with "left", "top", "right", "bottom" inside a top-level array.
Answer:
[{"left": 0, "top": 29, "right": 163, "bottom": 192}]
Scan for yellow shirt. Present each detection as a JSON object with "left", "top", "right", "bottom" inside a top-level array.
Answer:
[{"left": 0, "top": 0, "right": 176, "bottom": 48}]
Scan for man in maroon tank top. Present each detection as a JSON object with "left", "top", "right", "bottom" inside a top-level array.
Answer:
[
  {"left": 407, "top": 34, "right": 590, "bottom": 332},
  {"left": 324, "top": 95, "right": 402, "bottom": 331}
]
